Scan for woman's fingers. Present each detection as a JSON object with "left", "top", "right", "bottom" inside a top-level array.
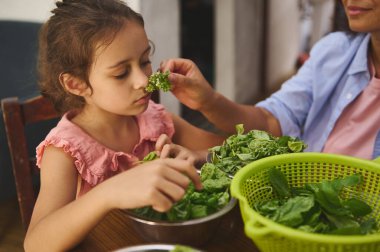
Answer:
[{"left": 160, "top": 58, "right": 194, "bottom": 75}]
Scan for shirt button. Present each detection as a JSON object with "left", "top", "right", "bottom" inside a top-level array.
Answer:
[{"left": 346, "top": 93, "right": 352, "bottom": 99}]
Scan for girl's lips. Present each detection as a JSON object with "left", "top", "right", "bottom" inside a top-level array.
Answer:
[
  {"left": 134, "top": 93, "right": 151, "bottom": 104},
  {"left": 347, "top": 6, "right": 372, "bottom": 16}
]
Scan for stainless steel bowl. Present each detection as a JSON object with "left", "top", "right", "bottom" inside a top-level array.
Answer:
[
  {"left": 124, "top": 197, "right": 238, "bottom": 246},
  {"left": 114, "top": 244, "right": 203, "bottom": 252}
]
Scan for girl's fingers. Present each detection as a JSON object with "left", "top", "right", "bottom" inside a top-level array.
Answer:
[
  {"left": 159, "top": 144, "right": 173, "bottom": 158},
  {"left": 150, "top": 190, "right": 173, "bottom": 212},
  {"left": 160, "top": 166, "right": 191, "bottom": 190},
  {"left": 156, "top": 178, "right": 187, "bottom": 203},
  {"left": 161, "top": 159, "right": 202, "bottom": 190},
  {"left": 155, "top": 134, "right": 171, "bottom": 152}
]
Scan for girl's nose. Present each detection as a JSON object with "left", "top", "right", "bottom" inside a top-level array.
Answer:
[{"left": 133, "top": 68, "right": 148, "bottom": 90}]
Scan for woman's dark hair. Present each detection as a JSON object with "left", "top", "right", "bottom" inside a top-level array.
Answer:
[
  {"left": 333, "top": 0, "right": 356, "bottom": 35},
  {"left": 38, "top": 0, "right": 144, "bottom": 113}
]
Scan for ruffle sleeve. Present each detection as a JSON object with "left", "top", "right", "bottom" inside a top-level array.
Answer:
[
  {"left": 36, "top": 137, "right": 105, "bottom": 186},
  {"left": 36, "top": 112, "right": 139, "bottom": 187}
]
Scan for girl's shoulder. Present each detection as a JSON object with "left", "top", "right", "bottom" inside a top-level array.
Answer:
[
  {"left": 137, "top": 100, "right": 175, "bottom": 141},
  {"left": 37, "top": 110, "right": 98, "bottom": 155},
  {"left": 36, "top": 111, "right": 135, "bottom": 187}
]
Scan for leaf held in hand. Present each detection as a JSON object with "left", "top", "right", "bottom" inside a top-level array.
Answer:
[{"left": 146, "top": 70, "right": 172, "bottom": 92}]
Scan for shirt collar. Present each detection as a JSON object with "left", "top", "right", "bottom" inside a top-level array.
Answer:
[{"left": 347, "top": 33, "right": 371, "bottom": 75}]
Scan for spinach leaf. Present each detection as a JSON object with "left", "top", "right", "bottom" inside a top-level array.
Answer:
[
  {"left": 142, "top": 151, "right": 158, "bottom": 162},
  {"left": 210, "top": 125, "right": 307, "bottom": 176},
  {"left": 343, "top": 198, "right": 372, "bottom": 217},
  {"left": 268, "top": 167, "right": 291, "bottom": 198},
  {"left": 255, "top": 169, "right": 377, "bottom": 235},
  {"left": 274, "top": 196, "right": 315, "bottom": 227},
  {"left": 132, "top": 160, "right": 231, "bottom": 221}
]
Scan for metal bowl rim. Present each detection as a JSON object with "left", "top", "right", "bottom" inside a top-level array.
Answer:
[
  {"left": 125, "top": 197, "right": 237, "bottom": 226},
  {"left": 114, "top": 243, "right": 203, "bottom": 252}
]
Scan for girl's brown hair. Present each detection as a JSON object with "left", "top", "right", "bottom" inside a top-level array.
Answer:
[{"left": 38, "top": 0, "right": 144, "bottom": 113}]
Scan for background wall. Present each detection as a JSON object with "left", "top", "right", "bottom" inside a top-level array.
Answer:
[
  {"left": 266, "top": 0, "right": 300, "bottom": 93},
  {"left": 0, "top": 0, "right": 54, "bottom": 22},
  {"left": 0, "top": 0, "right": 335, "bottom": 201}
]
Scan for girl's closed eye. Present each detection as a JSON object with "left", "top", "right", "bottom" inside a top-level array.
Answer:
[
  {"left": 114, "top": 68, "right": 130, "bottom": 79},
  {"left": 141, "top": 59, "right": 151, "bottom": 69}
]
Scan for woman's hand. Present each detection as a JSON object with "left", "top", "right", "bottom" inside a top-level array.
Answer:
[{"left": 160, "top": 58, "right": 216, "bottom": 111}]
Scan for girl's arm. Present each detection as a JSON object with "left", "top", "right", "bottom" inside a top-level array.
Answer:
[
  {"left": 25, "top": 146, "right": 202, "bottom": 252},
  {"left": 24, "top": 146, "right": 113, "bottom": 252}
]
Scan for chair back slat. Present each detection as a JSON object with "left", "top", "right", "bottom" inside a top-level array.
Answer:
[{"left": 1, "top": 96, "right": 59, "bottom": 230}]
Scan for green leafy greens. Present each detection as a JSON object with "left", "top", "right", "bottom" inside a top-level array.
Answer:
[
  {"left": 146, "top": 70, "right": 172, "bottom": 92},
  {"left": 132, "top": 154, "right": 231, "bottom": 221},
  {"left": 209, "top": 124, "right": 307, "bottom": 176},
  {"left": 255, "top": 168, "right": 377, "bottom": 235}
]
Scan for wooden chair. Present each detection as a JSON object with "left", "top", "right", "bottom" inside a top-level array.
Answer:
[
  {"left": 1, "top": 95, "right": 59, "bottom": 230},
  {"left": 1, "top": 91, "right": 160, "bottom": 230}
]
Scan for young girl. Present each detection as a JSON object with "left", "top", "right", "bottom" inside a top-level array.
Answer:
[{"left": 24, "top": 0, "right": 223, "bottom": 251}]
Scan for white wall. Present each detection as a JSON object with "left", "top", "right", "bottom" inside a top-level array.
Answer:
[
  {"left": 0, "top": 0, "right": 141, "bottom": 22},
  {"left": 139, "top": 0, "right": 180, "bottom": 115},
  {"left": 0, "top": 0, "right": 54, "bottom": 22},
  {"left": 0, "top": 0, "right": 334, "bottom": 110},
  {"left": 309, "top": 0, "right": 335, "bottom": 47},
  {"left": 266, "top": 0, "right": 335, "bottom": 92},
  {"left": 215, "top": 0, "right": 265, "bottom": 104},
  {"left": 266, "top": 0, "right": 300, "bottom": 92}
]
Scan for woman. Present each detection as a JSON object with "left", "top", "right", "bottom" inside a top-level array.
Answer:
[{"left": 160, "top": 0, "right": 380, "bottom": 160}]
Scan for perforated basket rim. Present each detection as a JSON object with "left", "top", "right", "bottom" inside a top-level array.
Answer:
[{"left": 230, "top": 152, "right": 380, "bottom": 244}]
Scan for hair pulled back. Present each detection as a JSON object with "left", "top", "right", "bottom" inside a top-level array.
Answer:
[{"left": 38, "top": 0, "right": 144, "bottom": 113}]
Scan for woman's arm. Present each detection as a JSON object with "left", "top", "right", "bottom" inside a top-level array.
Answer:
[{"left": 161, "top": 58, "right": 282, "bottom": 136}]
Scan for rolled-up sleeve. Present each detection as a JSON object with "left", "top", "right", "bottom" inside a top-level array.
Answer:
[{"left": 256, "top": 53, "right": 314, "bottom": 138}]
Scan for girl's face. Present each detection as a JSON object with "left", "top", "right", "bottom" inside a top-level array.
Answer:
[
  {"left": 342, "top": 0, "right": 380, "bottom": 33},
  {"left": 86, "top": 20, "right": 152, "bottom": 116}
]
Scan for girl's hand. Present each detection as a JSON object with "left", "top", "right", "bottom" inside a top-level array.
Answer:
[
  {"left": 155, "top": 134, "right": 207, "bottom": 167},
  {"left": 159, "top": 58, "right": 215, "bottom": 111},
  {"left": 155, "top": 134, "right": 172, "bottom": 151},
  {"left": 104, "top": 158, "right": 202, "bottom": 212}
]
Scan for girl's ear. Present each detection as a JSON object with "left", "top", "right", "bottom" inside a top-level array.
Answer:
[{"left": 59, "top": 73, "right": 90, "bottom": 97}]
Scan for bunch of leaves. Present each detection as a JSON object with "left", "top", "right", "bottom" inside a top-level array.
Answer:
[
  {"left": 132, "top": 158, "right": 232, "bottom": 221},
  {"left": 209, "top": 124, "right": 307, "bottom": 176},
  {"left": 146, "top": 70, "right": 172, "bottom": 92},
  {"left": 255, "top": 168, "right": 377, "bottom": 235}
]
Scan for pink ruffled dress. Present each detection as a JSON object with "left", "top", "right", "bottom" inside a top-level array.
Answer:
[{"left": 36, "top": 101, "right": 174, "bottom": 197}]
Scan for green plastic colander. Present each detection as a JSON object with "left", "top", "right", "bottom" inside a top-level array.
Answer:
[{"left": 230, "top": 153, "right": 380, "bottom": 252}]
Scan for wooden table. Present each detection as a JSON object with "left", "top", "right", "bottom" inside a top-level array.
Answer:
[{"left": 72, "top": 206, "right": 260, "bottom": 252}]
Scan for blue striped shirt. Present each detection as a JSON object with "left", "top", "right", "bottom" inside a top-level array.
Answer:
[{"left": 257, "top": 32, "right": 380, "bottom": 159}]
